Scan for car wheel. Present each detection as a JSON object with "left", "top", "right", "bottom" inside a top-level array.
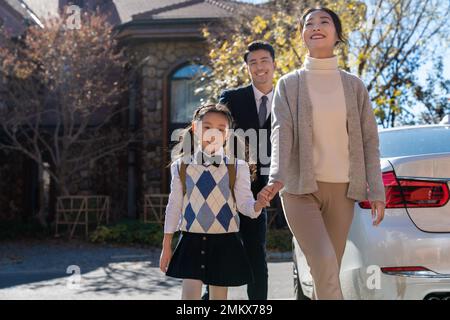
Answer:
[{"left": 293, "top": 263, "right": 310, "bottom": 300}]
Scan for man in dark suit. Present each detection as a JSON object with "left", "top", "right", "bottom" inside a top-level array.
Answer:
[{"left": 203, "top": 41, "right": 276, "bottom": 300}]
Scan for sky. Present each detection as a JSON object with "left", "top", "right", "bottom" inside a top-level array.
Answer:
[
  {"left": 237, "top": 0, "right": 450, "bottom": 80},
  {"left": 237, "top": 0, "right": 450, "bottom": 116}
]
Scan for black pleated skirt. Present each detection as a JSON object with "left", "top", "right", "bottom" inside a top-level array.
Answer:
[{"left": 166, "top": 232, "right": 254, "bottom": 287}]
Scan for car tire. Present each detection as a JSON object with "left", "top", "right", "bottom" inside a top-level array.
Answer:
[{"left": 293, "top": 263, "right": 310, "bottom": 300}]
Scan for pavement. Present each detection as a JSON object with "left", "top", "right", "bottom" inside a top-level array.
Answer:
[{"left": 0, "top": 240, "right": 294, "bottom": 300}]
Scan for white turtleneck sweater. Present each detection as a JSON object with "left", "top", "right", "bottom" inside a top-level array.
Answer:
[{"left": 303, "top": 55, "right": 350, "bottom": 183}]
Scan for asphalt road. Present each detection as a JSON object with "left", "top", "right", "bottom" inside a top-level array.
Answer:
[{"left": 0, "top": 240, "right": 293, "bottom": 300}]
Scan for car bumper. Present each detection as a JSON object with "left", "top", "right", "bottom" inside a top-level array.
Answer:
[{"left": 341, "top": 267, "right": 450, "bottom": 300}]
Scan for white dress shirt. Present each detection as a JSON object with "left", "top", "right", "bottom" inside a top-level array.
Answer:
[
  {"left": 164, "top": 151, "right": 261, "bottom": 234},
  {"left": 252, "top": 84, "right": 274, "bottom": 122}
]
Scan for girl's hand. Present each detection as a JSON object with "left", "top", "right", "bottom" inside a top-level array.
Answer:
[
  {"left": 371, "top": 200, "right": 385, "bottom": 226},
  {"left": 159, "top": 247, "right": 173, "bottom": 273},
  {"left": 257, "top": 188, "right": 272, "bottom": 207},
  {"left": 254, "top": 197, "right": 268, "bottom": 213}
]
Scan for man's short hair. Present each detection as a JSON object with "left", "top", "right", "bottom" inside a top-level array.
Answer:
[{"left": 243, "top": 41, "right": 275, "bottom": 63}]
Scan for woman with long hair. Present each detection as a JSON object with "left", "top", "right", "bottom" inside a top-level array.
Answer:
[{"left": 261, "top": 7, "right": 386, "bottom": 300}]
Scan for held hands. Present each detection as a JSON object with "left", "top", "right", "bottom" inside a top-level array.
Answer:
[
  {"left": 254, "top": 188, "right": 272, "bottom": 212},
  {"left": 256, "top": 181, "right": 385, "bottom": 227},
  {"left": 260, "top": 181, "right": 284, "bottom": 201},
  {"left": 254, "top": 181, "right": 284, "bottom": 212}
]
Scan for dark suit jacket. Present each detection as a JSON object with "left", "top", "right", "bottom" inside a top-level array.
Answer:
[{"left": 219, "top": 85, "right": 271, "bottom": 197}]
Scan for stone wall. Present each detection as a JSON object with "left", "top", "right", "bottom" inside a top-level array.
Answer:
[{"left": 133, "top": 40, "right": 208, "bottom": 199}]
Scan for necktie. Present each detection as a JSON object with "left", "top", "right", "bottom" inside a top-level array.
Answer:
[{"left": 259, "top": 95, "right": 268, "bottom": 127}]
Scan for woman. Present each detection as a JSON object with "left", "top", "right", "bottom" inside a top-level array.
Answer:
[{"left": 261, "top": 7, "right": 386, "bottom": 300}]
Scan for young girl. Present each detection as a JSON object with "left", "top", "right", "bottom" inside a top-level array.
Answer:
[{"left": 160, "top": 103, "right": 270, "bottom": 300}]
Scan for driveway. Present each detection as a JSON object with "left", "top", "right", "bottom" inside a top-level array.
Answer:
[{"left": 0, "top": 240, "right": 293, "bottom": 300}]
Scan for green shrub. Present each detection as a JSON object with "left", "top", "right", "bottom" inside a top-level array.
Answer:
[
  {"left": 89, "top": 219, "right": 179, "bottom": 247},
  {"left": 1, "top": 216, "right": 292, "bottom": 252},
  {"left": 266, "top": 229, "right": 292, "bottom": 252},
  {"left": 90, "top": 219, "right": 292, "bottom": 252},
  {"left": 0, "top": 218, "right": 51, "bottom": 240}
]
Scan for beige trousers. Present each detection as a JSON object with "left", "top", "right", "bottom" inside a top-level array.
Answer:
[{"left": 281, "top": 181, "right": 355, "bottom": 300}]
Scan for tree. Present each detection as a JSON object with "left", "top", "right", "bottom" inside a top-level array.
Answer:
[
  {"left": 0, "top": 11, "right": 130, "bottom": 225},
  {"left": 353, "top": 0, "right": 450, "bottom": 127},
  {"left": 202, "top": 0, "right": 365, "bottom": 98},
  {"left": 414, "top": 56, "right": 450, "bottom": 124},
  {"left": 203, "top": 0, "right": 450, "bottom": 127}
]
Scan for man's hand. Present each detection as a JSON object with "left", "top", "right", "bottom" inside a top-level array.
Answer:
[{"left": 371, "top": 200, "right": 385, "bottom": 226}]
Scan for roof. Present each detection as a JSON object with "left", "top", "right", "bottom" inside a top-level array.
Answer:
[
  {"left": 112, "top": 0, "right": 260, "bottom": 42},
  {"left": 13, "top": 0, "right": 258, "bottom": 25},
  {"left": 2, "top": 0, "right": 28, "bottom": 17},
  {"left": 0, "top": 0, "right": 44, "bottom": 36},
  {"left": 21, "top": 0, "right": 59, "bottom": 21},
  {"left": 115, "top": 0, "right": 256, "bottom": 24},
  {"left": 2, "top": 0, "right": 261, "bottom": 42}
]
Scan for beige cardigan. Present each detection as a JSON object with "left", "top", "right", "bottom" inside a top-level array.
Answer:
[{"left": 268, "top": 69, "right": 386, "bottom": 203}]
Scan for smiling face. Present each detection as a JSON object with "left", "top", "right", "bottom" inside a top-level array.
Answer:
[
  {"left": 301, "top": 10, "right": 339, "bottom": 55},
  {"left": 192, "top": 112, "right": 229, "bottom": 155},
  {"left": 246, "top": 49, "right": 275, "bottom": 90}
]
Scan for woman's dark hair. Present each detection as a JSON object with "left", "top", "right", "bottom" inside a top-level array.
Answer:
[
  {"left": 299, "top": 7, "right": 348, "bottom": 47},
  {"left": 169, "top": 103, "right": 257, "bottom": 180},
  {"left": 243, "top": 41, "right": 276, "bottom": 63}
]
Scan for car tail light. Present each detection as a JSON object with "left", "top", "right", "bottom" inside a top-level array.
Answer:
[
  {"left": 359, "top": 171, "right": 450, "bottom": 209},
  {"left": 381, "top": 266, "right": 430, "bottom": 273},
  {"left": 381, "top": 266, "right": 436, "bottom": 277}
]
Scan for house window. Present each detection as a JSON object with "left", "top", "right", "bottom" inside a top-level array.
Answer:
[
  {"left": 170, "top": 64, "right": 210, "bottom": 124},
  {"left": 69, "top": 0, "right": 85, "bottom": 7}
]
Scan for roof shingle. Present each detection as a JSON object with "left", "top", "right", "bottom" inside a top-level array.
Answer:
[{"left": 13, "top": 0, "right": 259, "bottom": 26}]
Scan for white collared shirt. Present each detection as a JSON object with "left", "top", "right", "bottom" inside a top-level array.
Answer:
[
  {"left": 163, "top": 155, "right": 261, "bottom": 234},
  {"left": 252, "top": 84, "right": 274, "bottom": 122},
  {"left": 192, "top": 147, "right": 224, "bottom": 166}
]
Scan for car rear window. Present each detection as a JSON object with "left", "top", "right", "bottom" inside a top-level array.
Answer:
[{"left": 379, "top": 126, "right": 450, "bottom": 158}]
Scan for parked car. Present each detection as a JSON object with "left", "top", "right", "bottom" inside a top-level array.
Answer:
[{"left": 293, "top": 124, "right": 450, "bottom": 300}]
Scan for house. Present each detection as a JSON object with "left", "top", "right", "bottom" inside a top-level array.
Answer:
[{"left": 0, "top": 0, "right": 261, "bottom": 222}]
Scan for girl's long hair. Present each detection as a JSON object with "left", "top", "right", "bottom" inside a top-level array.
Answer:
[{"left": 169, "top": 103, "right": 257, "bottom": 181}]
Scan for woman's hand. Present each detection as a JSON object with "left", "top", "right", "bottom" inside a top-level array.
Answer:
[
  {"left": 159, "top": 247, "right": 172, "bottom": 273},
  {"left": 264, "top": 181, "right": 284, "bottom": 200},
  {"left": 371, "top": 200, "right": 385, "bottom": 226}
]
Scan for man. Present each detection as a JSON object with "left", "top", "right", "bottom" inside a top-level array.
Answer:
[{"left": 204, "top": 41, "right": 276, "bottom": 300}]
